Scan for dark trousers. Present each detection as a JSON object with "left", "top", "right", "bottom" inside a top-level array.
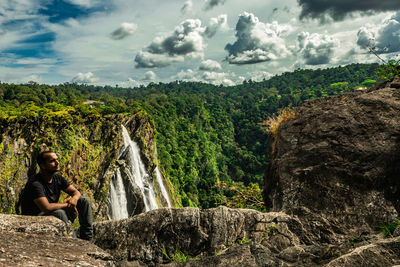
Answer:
[{"left": 39, "top": 197, "right": 93, "bottom": 240}]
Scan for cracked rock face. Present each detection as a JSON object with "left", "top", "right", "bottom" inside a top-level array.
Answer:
[
  {"left": 264, "top": 77, "right": 400, "bottom": 243},
  {"left": 325, "top": 236, "right": 400, "bottom": 267},
  {"left": 93, "top": 206, "right": 400, "bottom": 266},
  {"left": 93, "top": 206, "right": 305, "bottom": 265}
]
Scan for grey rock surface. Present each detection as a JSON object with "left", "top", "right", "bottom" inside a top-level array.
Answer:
[
  {"left": 0, "top": 213, "right": 69, "bottom": 236},
  {"left": 93, "top": 206, "right": 305, "bottom": 265},
  {"left": 0, "top": 214, "right": 114, "bottom": 266},
  {"left": 325, "top": 236, "right": 400, "bottom": 267},
  {"left": 264, "top": 77, "right": 400, "bottom": 243}
]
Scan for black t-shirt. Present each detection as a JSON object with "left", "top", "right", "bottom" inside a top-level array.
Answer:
[{"left": 21, "top": 173, "right": 70, "bottom": 216}]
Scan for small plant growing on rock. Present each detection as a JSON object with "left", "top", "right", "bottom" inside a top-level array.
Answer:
[
  {"left": 261, "top": 107, "right": 295, "bottom": 139},
  {"left": 237, "top": 236, "right": 250, "bottom": 245},
  {"left": 379, "top": 219, "right": 400, "bottom": 238},
  {"left": 162, "top": 247, "right": 199, "bottom": 263}
]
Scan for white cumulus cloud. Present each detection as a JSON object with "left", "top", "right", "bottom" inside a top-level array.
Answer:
[
  {"left": 297, "top": 31, "right": 339, "bottom": 65},
  {"left": 205, "top": 14, "right": 228, "bottom": 38},
  {"left": 172, "top": 69, "right": 199, "bottom": 81},
  {"left": 71, "top": 72, "right": 98, "bottom": 83},
  {"left": 118, "top": 78, "right": 142, "bottom": 88},
  {"left": 143, "top": 70, "right": 157, "bottom": 81},
  {"left": 202, "top": 71, "right": 235, "bottom": 86},
  {"left": 199, "top": 59, "right": 222, "bottom": 71},
  {"left": 135, "top": 18, "right": 214, "bottom": 68},
  {"left": 225, "top": 12, "right": 292, "bottom": 65},
  {"left": 357, "top": 12, "right": 400, "bottom": 53}
]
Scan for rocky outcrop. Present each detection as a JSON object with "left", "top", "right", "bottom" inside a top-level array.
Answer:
[
  {"left": 0, "top": 214, "right": 114, "bottom": 266},
  {"left": 264, "top": 77, "right": 400, "bottom": 243},
  {"left": 93, "top": 206, "right": 400, "bottom": 266},
  {"left": 1, "top": 208, "right": 399, "bottom": 266},
  {"left": 93, "top": 206, "right": 308, "bottom": 266}
]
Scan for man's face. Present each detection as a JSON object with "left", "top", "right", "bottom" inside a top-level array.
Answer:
[{"left": 40, "top": 152, "right": 60, "bottom": 173}]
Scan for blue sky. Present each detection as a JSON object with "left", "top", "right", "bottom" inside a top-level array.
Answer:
[{"left": 0, "top": 0, "right": 399, "bottom": 86}]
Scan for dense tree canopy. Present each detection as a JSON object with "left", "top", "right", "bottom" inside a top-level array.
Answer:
[{"left": 0, "top": 63, "right": 379, "bottom": 209}]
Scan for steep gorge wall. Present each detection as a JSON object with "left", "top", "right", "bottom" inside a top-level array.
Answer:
[
  {"left": 0, "top": 110, "right": 169, "bottom": 218},
  {"left": 264, "top": 77, "right": 400, "bottom": 243}
]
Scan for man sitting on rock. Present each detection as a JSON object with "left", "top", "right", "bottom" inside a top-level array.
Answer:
[{"left": 21, "top": 151, "right": 93, "bottom": 240}]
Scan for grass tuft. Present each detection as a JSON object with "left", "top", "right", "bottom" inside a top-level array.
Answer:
[{"left": 262, "top": 107, "right": 295, "bottom": 138}]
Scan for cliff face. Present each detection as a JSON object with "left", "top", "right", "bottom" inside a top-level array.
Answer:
[
  {"left": 0, "top": 111, "right": 169, "bottom": 218},
  {"left": 264, "top": 77, "right": 400, "bottom": 242}
]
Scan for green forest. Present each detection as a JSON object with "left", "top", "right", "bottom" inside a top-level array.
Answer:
[{"left": 0, "top": 63, "right": 381, "bottom": 209}]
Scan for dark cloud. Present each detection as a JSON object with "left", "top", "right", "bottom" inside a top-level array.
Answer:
[
  {"left": 181, "top": 0, "right": 192, "bottom": 14},
  {"left": 204, "top": 0, "right": 227, "bottom": 11},
  {"left": 298, "top": 0, "right": 400, "bottom": 21},
  {"left": 134, "top": 51, "right": 184, "bottom": 68}
]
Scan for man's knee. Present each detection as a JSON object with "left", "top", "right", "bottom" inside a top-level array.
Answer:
[
  {"left": 44, "top": 209, "right": 69, "bottom": 223},
  {"left": 78, "top": 196, "right": 91, "bottom": 207}
]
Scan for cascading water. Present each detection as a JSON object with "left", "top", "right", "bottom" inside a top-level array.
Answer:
[
  {"left": 155, "top": 167, "right": 171, "bottom": 208},
  {"left": 108, "top": 125, "right": 160, "bottom": 220},
  {"left": 121, "top": 125, "right": 158, "bottom": 212},
  {"left": 108, "top": 169, "right": 129, "bottom": 220}
]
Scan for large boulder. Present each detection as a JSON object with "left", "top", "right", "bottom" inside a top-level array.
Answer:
[
  {"left": 93, "top": 206, "right": 307, "bottom": 265},
  {"left": 93, "top": 207, "right": 400, "bottom": 266},
  {"left": 264, "top": 77, "right": 400, "bottom": 243}
]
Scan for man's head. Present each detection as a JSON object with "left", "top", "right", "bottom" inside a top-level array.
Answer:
[{"left": 37, "top": 151, "right": 60, "bottom": 174}]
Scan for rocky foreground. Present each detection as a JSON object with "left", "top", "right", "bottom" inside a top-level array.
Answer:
[
  {"left": 0, "top": 214, "right": 113, "bottom": 266},
  {"left": 0, "top": 207, "right": 400, "bottom": 266}
]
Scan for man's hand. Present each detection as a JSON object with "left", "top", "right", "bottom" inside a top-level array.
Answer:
[
  {"left": 66, "top": 197, "right": 78, "bottom": 207},
  {"left": 63, "top": 185, "right": 81, "bottom": 216},
  {"left": 64, "top": 196, "right": 79, "bottom": 216}
]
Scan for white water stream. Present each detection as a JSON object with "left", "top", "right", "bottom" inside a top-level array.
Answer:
[
  {"left": 121, "top": 125, "right": 158, "bottom": 212},
  {"left": 155, "top": 167, "right": 172, "bottom": 208},
  {"left": 108, "top": 169, "right": 129, "bottom": 220},
  {"left": 108, "top": 125, "right": 171, "bottom": 220}
]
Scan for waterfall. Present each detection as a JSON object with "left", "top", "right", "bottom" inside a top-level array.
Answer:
[
  {"left": 108, "top": 125, "right": 160, "bottom": 220},
  {"left": 108, "top": 169, "right": 129, "bottom": 220},
  {"left": 155, "top": 167, "right": 171, "bottom": 208},
  {"left": 121, "top": 125, "right": 158, "bottom": 212}
]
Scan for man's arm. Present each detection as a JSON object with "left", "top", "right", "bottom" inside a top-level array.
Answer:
[
  {"left": 64, "top": 185, "right": 81, "bottom": 207},
  {"left": 33, "top": 197, "right": 69, "bottom": 213}
]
